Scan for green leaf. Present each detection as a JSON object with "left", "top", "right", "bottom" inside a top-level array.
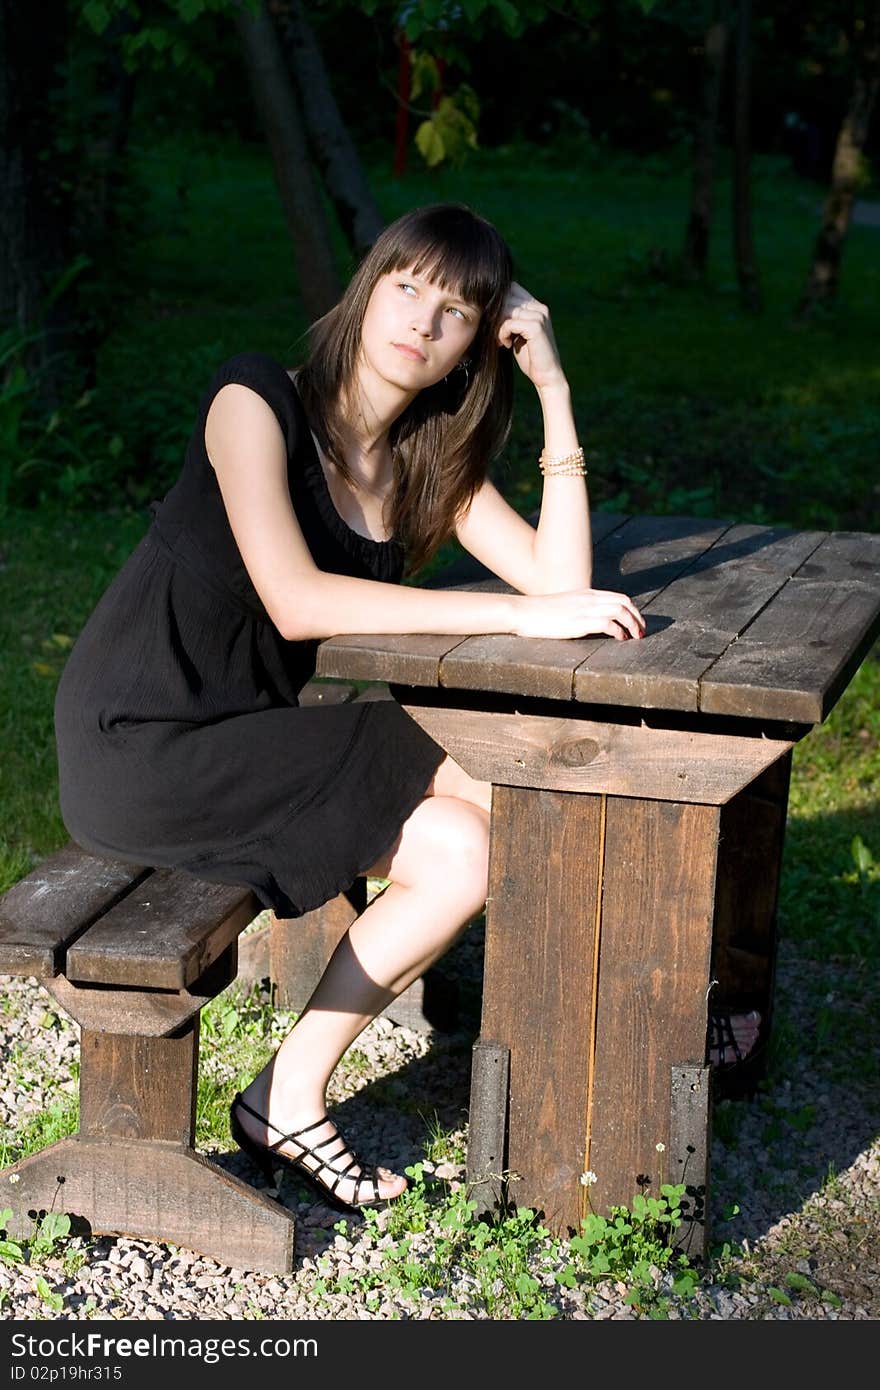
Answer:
[
  {"left": 415, "top": 119, "right": 446, "bottom": 168},
  {"left": 82, "top": 2, "right": 111, "bottom": 35},
  {"left": 410, "top": 51, "right": 441, "bottom": 102},
  {"left": 767, "top": 1286, "right": 793, "bottom": 1306},
  {"left": 852, "top": 834, "right": 874, "bottom": 874},
  {"left": 785, "top": 1271, "right": 818, "bottom": 1296},
  {"left": 39, "top": 1212, "right": 71, "bottom": 1243},
  {"left": 35, "top": 1276, "right": 64, "bottom": 1311}
]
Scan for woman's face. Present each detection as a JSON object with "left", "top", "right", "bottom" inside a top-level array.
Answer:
[{"left": 358, "top": 266, "right": 481, "bottom": 394}]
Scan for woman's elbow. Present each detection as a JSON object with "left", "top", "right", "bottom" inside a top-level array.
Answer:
[{"left": 268, "top": 573, "right": 331, "bottom": 642}]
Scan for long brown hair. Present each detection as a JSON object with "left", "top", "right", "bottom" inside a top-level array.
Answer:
[{"left": 295, "top": 203, "right": 515, "bottom": 574}]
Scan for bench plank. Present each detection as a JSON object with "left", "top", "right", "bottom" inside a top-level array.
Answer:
[
  {"left": 65, "top": 871, "right": 258, "bottom": 991},
  {"left": 0, "top": 846, "right": 149, "bottom": 978}
]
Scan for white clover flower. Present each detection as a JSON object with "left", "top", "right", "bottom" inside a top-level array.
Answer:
[
  {"left": 655, "top": 1142, "right": 666, "bottom": 1153},
  {"left": 579, "top": 1170, "right": 598, "bottom": 1187},
  {"left": 8, "top": 1172, "right": 20, "bottom": 1184}
]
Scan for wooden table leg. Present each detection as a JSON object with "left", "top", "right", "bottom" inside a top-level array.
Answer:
[
  {"left": 394, "top": 696, "right": 793, "bottom": 1259},
  {"left": 475, "top": 785, "right": 719, "bottom": 1255},
  {"left": 711, "top": 750, "right": 793, "bottom": 1065}
]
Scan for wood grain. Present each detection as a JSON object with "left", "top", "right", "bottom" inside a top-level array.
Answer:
[
  {"left": 0, "top": 846, "right": 148, "bottom": 977},
  {"left": 78, "top": 1026, "right": 199, "bottom": 1143},
  {"left": 587, "top": 799, "right": 719, "bottom": 1227},
  {"left": 48, "top": 948, "right": 238, "bottom": 1037},
  {"left": 65, "top": 872, "right": 259, "bottom": 991},
  {"left": 315, "top": 632, "right": 468, "bottom": 687},
  {"left": 400, "top": 702, "right": 792, "bottom": 804},
  {"left": 700, "top": 580, "right": 880, "bottom": 721},
  {"left": 710, "top": 752, "right": 792, "bottom": 1022},
  {"left": 479, "top": 785, "right": 603, "bottom": 1234},
  {"left": 2, "top": 1137, "right": 297, "bottom": 1274}
]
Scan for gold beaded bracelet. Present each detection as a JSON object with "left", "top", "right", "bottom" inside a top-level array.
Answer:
[{"left": 539, "top": 446, "right": 587, "bottom": 477}]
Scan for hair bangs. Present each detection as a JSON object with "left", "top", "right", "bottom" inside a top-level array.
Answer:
[{"left": 381, "top": 205, "right": 512, "bottom": 317}]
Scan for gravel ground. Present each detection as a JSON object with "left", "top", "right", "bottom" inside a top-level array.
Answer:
[{"left": 1, "top": 921, "right": 878, "bottom": 1322}]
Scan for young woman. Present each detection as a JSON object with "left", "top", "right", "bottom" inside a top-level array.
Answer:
[{"left": 54, "top": 203, "right": 753, "bottom": 1213}]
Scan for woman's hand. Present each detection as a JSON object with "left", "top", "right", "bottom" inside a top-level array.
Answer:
[
  {"left": 513, "top": 588, "right": 646, "bottom": 642},
  {"left": 497, "top": 282, "right": 567, "bottom": 391}
]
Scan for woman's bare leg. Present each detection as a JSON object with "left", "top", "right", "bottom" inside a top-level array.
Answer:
[{"left": 237, "top": 775, "right": 489, "bottom": 1204}]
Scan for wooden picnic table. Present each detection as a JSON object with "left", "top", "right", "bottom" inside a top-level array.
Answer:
[{"left": 315, "top": 511, "right": 880, "bottom": 1255}]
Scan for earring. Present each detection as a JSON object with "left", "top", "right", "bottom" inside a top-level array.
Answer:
[{"left": 450, "top": 358, "right": 470, "bottom": 390}]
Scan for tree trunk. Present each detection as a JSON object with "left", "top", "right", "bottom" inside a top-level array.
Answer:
[
  {"left": 797, "top": 3, "right": 880, "bottom": 319},
  {"left": 274, "top": 0, "right": 384, "bottom": 261},
  {"left": 75, "top": 15, "right": 137, "bottom": 251},
  {"left": 683, "top": 7, "right": 730, "bottom": 278},
  {"left": 394, "top": 31, "right": 411, "bottom": 177},
  {"left": 0, "top": 0, "right": 75, "bottom": 406},
  {"left": 233, "top": 0, "right": 341, "bottom": 322},
  {"left": 731, "top": 0, "right": 761, "bottom": 311}
]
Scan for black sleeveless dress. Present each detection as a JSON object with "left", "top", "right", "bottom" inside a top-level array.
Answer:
[{"left": 53, "top": 352, "right": 445, "bottom": 919}]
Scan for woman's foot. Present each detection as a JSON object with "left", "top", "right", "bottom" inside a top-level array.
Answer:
[
  {"left": 233, "top": 1086, "right": 407, "bottom": 1207},
  {"left": 707, "top": 1009, "right": 761, "bottom": 1068}
]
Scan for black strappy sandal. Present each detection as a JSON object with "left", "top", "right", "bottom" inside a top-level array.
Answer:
[
  {"left": 229, "top": 1092, "right": 399, "bottom": 1211},
  {"left": 706, "top": 1008, "right": 765, "bottom": 1099}
]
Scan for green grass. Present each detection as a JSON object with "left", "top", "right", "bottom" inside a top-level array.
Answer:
[{"left": 8, "top": 131, "right": 879, "bottom": 530}]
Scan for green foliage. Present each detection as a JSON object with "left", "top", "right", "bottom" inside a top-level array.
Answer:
[
  {"left": 307, "top": 1163, "right": 697, "bottom": 1319},
  {"left": 0, "top": 1210, "right": 24, "bottom": 1266},
  {"left": 80, "top": 0, "right": 241, "bottom": 81},
  {"left": 415, "top": 87, "right": 480, "bottom": 168},
  {"left": 0, "top": 1207, "right": 72, "bottom": 1269}
]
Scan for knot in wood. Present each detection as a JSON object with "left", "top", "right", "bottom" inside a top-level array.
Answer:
[{"left": 552, "top": 735, "right": 600, "bottom": 768}]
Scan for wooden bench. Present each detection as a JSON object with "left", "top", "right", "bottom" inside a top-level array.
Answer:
[
  {"left": 0, "top": 678, "right": 459, "bottom": 1275},
  {"left": 0, "top": 845, "right": 303, "bottom": 1273}
]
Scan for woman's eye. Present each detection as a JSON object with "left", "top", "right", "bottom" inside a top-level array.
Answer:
[
  {"left": 398, "top": 282, "right": 416, "bottom": 296},
  {"left": 446, "top": 306, "right": 466, "bottom": 320}
]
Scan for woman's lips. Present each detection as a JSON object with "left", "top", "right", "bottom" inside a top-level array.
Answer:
[{"left": 392, "top": 342, "right": 427, "bottom": 362}]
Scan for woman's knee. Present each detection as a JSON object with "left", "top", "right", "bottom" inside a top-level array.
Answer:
[
  {"left": 427, "top": 755, "right": 492, "bottom": 814},
  {"left": 369, "top": 794, "right": 489, "bottom": 905}
]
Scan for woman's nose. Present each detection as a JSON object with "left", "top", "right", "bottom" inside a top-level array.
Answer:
[{"left": 410, "top": 306, "right": 439, "bottom": 337}]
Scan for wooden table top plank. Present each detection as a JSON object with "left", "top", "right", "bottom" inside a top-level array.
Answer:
[
  {"left": 440, "top": 515, "right": 734, "bottom": 701},
  {"left": 438, "top": 632, "right": 599, "bottom": 700},
  {"left": 689, "top": 522, "right": 828, "bottom": 576},
  {"left": 313, "top": 514, "right": 880, "bottom": 725},
  {"left": 790, "top": 529, "right": 880, "bottom": 584},
  {"left": 573, "top": 521, "right": 838, "bottom": 711},
  {"left": 315, "top": 631, "right": 470, "bottom": 687},
  {"left": 589, "top": 513, "right": 734, "bottom": 603},
  {"left": 699, "top": 579, "right": 880, "bottom": 721},
  {"left": 573, "top": 622, "right": 739, "bottom": 710},
  {"left": 374, "top": 514, "right": 630, "bottom": 698}
]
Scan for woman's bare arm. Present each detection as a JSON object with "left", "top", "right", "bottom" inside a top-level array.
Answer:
[
  {"left": 205, "top": 384, "right": 643, "bottom": 642},
  {"left": 455, "top": 287, "right": 591, "bottom": 595}
]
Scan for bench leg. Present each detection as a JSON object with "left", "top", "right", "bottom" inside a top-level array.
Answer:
[
  {"left": 2, "top": 1020, "right": 297, "bottom": 1274},
  {"left": 2, "top": 1136, "right": 296, "bottom": 1274}
]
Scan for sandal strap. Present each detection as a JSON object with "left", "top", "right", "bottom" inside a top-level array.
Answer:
[
  {"left": 232, "top": 1094, "right": 331, "bottom": 1151},
  {"left": 233, "top": 1094, "right": 379, "bottom": 1197},
  {"left": 708, "top": 1009, "right": 744, "bottom": 1064}
]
